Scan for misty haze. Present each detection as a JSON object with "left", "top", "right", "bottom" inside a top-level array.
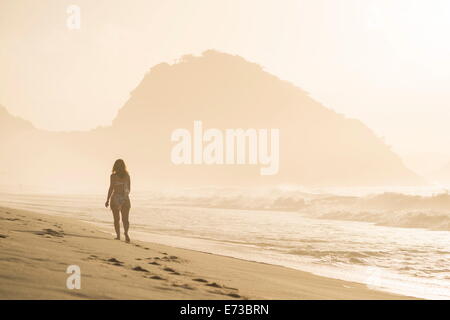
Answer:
[{"left": 1, "top": 0, "right": 450, "bottom": 302}]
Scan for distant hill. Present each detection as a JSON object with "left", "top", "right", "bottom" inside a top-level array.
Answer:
[
  {"left": 0, "top": 105, "right": 35, "bottom": 137},
  {"left": 0, "top": 105, "right": 108, "bottom": 192},
  {"left": 0, "top": 51, "right": 423, "bottom": 192}
]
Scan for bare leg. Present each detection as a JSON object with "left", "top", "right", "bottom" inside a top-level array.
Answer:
[
  {"left": 112, "top": 208, "right": 121, "bottom": 240},
  {"left": 121, "top": 206, "right": 130, "bottom": 243}
]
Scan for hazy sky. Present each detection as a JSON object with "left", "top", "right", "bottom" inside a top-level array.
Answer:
[{"left": 1, "top": 0, "right": 449, "bottom": 157}]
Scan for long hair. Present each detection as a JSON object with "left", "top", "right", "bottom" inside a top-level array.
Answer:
[{"left": 112, "top": 159, "right": 129, "bottom": 178}]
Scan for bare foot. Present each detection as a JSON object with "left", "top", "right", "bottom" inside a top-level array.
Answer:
[
  {"left": 125, "top": 234, "right": 130, "bottom": 243},
  {"left": 115, "top": 236, "right": 120, "bottom": 240}
]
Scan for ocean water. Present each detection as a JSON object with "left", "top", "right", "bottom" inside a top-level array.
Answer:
[{"left": 1, "top": 186, "right": 450, "bottom": 299}]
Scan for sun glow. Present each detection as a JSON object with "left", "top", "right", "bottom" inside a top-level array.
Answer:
[{"left": 368, "top": 1, "right": 450, "bottom": 62}]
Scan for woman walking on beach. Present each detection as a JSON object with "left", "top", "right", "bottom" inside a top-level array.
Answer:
[{"left": 105, "top": 159, "right": 131, "bottom": 243}]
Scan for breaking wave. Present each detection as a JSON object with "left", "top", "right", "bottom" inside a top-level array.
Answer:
[
  {"left": 306, "top": 192, "right": 450, "bottom": 231},
  {"left": 141, "top": 187, "right": 450, "bottom": 231}
]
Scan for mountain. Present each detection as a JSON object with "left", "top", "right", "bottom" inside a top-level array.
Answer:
[
  {"left": 0, "top": 105, "right": 34, "bottom": 134},
  {"left": 0, "top": 51, "right": 423, "bottom": 192},
  {"left": 0, "top": 105, "right": 105, "bottom": 192}
]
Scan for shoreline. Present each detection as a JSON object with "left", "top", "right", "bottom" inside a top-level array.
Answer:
[{"left": 0, "top": 206, "right": 413, "bottom": 299}]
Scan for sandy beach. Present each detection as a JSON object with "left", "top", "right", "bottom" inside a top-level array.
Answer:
[{"left": 0, "top": 206, "right": 412, "bottom": 300}]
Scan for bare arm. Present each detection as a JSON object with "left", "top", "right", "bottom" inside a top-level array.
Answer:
[
  {"left": 127, "top": 175, "right": 131, "bottom": 194},
  {"left": 105, "top": 175, "right": 114, "bottom": 207}
]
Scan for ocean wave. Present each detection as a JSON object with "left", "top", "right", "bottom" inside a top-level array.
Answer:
[
  {"left": 305, "top": 193, "right": 450, "bottom": 231},
  {"left": 144, "top": 188, "right": 450, "bottom": 231},
  {"left": 287, "top": 249, "right": 386, "bottom": 265}
]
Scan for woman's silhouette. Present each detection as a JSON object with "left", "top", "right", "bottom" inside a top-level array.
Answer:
[{"left": 105, "top": 159, "right": 131, "bottom": 243}]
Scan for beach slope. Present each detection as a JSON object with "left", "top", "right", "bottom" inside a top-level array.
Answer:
[{"left": 0, "top": 206, "right": 411, "bottom": 299}]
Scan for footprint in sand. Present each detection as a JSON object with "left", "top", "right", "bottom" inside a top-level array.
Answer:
[
  {"left": 1, "top": 217, "right": 20, "bottom": 221},
  {"left": 132, "top": 266, "right": 149, "bottom": 272},
  {"left": 148, "top": 255, "right": 185, "bottom": 264},
  {"left": 0, "top": 234, "right": 8, "bottom": 238},
  {"left": 206, "top": 282, "right": 222, "bottom": 288},
  {"left": 149, "top": 275, "right": 165, "bottom": 280},
  {"left": 106, "top": 258, "right": 124, "bottom": 266},
  {"left": 162, "top": 267, "right": 181, "bottom": 275},
  {"left": 173, "top": 283, "right": 195, "bottom": 290},
  {"left": 35, "top": 228, "right": 64, "bottom": 238},
  {"left": 207, "top": 289, "right": 242, "bottom": 299},
  {"left": 223, "top": 285, "right": 238, "bottom": 291},
  {"left": 191, "top": 278, "right": 241, "bottom": 297},
  {"left": 148, "top": 261, "right": 160, "bottom": 266},
  {"left": 162, "top": 255, "right": 186, "bottom": 263}
]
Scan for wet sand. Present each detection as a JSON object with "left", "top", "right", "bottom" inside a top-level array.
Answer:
[{"left": 0, "top": 206, "right": 413, "bottom": 299}]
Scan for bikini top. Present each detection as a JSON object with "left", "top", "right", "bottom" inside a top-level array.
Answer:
[{"left": 113, "top": 177, "right": 130, "bottom": 195}]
